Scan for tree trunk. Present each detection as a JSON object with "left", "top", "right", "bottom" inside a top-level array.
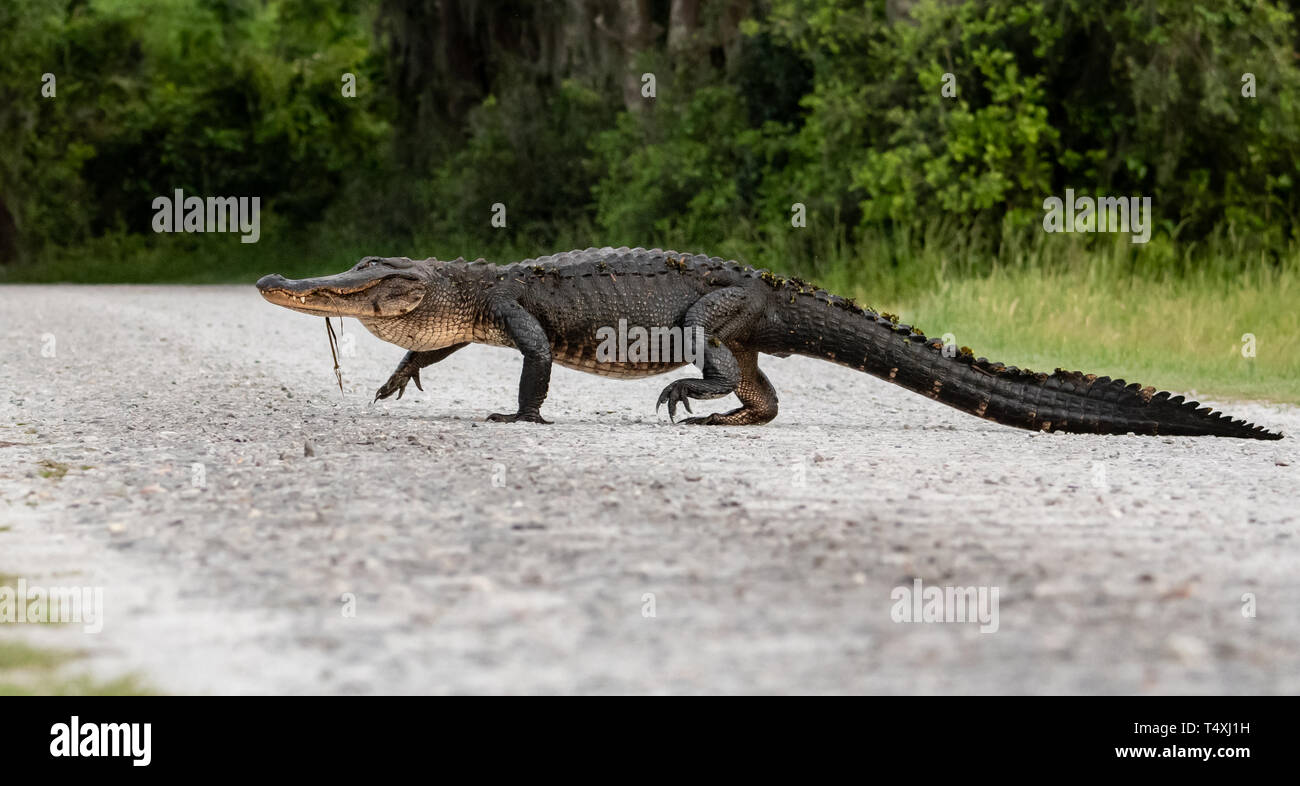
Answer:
[
  {"left": 719, "top": 0, "right": 751, "bottom": 71},
  {"left": 0, "top": 196, "right": 16, "bottom": 264},
  {"left": 617, "top": 0, "right": 656, "bottom": 112},
  {"left": 667, "top": 0, "right": 699, "bottom": 53}
]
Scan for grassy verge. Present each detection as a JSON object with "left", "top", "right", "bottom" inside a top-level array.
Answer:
[
  {"left": 3, "top": 223, "right": 1296, "bottom": 404},
  {"left": 816, "top": 232, "right": 1297, "bottom": 406},
  {"left": 880, "top": 265, "right": 1299, "bottom": 405}
]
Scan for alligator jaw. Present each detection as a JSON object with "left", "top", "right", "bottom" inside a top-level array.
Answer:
[{"left": 256, "top": 268, "right": 426, "bottom": 318}]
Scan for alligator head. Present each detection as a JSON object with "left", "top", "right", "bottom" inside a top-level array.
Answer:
[{"left": 256, "top": 256, "right": 429, "bottom": 318}]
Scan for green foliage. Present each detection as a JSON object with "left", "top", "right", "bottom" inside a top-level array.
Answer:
[
  {"left": 3, "top": 0, "right": 1300, "bottom": 277},
  {"left": 765, "top": 0, "right": 1300, "bottom": 246},
  {"left": 592, "top": 81, "right": 772, "bottom": 243},
  {"left": 0, "top": 0, "right": 387, "bottom": 258},
  {"left": 0, "top": 0, "right": 95, "bottom": 249},
  {"left": 1045, "top": 0, "right": 1300, "bottom": 244},
  {"left": 423, "top": 78, "right": 615, "bottom": 244}
]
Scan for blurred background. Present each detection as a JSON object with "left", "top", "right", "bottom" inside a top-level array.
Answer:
[{"left": 1, "top": 0, "right": 1297, "bottom": 399}]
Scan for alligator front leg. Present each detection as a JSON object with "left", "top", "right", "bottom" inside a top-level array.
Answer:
[
  {"left": 486, "top": 298, "right": 553, "bottom": 423},
  {"left": 374, "top": 344, "right": 468, "bottom": 401}
]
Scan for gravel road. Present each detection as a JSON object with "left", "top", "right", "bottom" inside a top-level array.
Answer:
[{"left": 1, "top": 284, "right": 1297, "bottom": 694}]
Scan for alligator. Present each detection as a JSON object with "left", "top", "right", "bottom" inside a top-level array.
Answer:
[{"left": 255, "top": 246, "right": 1282, "bottom": 439}]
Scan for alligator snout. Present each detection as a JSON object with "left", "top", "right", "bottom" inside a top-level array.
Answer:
[
  {"left": 255, "top": 265, "right": 428, "bottom": 318},
  {"left": 256, "top": 273, "right": 289, "bottom": 292}
]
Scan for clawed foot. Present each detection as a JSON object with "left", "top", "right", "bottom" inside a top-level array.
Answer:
[
  {"left": 374, "top": 366, "right": 423, "bottom": 401},
  {"left": 655, "top": 380, "right": 695, "bottom": 422},
  {"left": 486, "top": 411, "right": 552, "bottom": 424}
]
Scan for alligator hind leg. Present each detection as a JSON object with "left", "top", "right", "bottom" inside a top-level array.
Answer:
[
  {"left": 681, "top": 352, "right": 779, "bottom": 426},
  {"left": 655, "top": 287, "right": 759, "bottom": 421},
  {"left": 656, "top": 341, "right": 740, "bottom": 420}
]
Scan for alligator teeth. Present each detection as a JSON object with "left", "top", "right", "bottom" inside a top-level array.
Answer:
[{"left": 299, "top": 296, "right": 306, "bottom": 303}]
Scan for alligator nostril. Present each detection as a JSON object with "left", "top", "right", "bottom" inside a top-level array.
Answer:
[{"left": 255, "top": 273, "right": 287, "bottom": 291}]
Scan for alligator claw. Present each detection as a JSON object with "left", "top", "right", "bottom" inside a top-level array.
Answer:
[
  {"left": 410, "top": 367, "right": 423, "bottom": 392},
  {"left": 656, "top": 381, "right": 694, "bottom": 422},
  {"left": 374, "top": 378, "right": 402, "bottom": 401},
  {"left": 655, "top": 389, "right": 672, "bottom": 421},
  {"left": 374, "top": 368, "right": 414, "bottom": 401}
]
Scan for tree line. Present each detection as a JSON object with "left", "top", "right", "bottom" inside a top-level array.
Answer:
[{"left": 1, "top": 0, "right": 1297, "bottom": 267}]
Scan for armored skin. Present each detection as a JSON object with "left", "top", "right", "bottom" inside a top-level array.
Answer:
[{"left": 256, "top": 247, "right": 1282, "bottom": 438}]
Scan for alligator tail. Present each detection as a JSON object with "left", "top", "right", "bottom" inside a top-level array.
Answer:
[{"left": 783, "top": 293, "right": 1282, "bottom": 439}]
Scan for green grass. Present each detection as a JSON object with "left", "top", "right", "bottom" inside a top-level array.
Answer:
[
  {"left": 882, "top": 264, "right": 1300, "bottom": 405},
  {"left": 0, "top": 572, "right": 156, "bottom": 694},
  {"left": 0, "top": 641, "right": 156, "bottom": 695},
  {"left": 0, "top": 640, "right": 70, "bottom": 670},
  {"left": 37, "top": 460, "right": 70, "bottom": 480},
  {"left": 0, "top": 634, "right": 157, "bottom": 695},
  {"left": 3, "top": 220, "right": 1296, "bottom": 404}
]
